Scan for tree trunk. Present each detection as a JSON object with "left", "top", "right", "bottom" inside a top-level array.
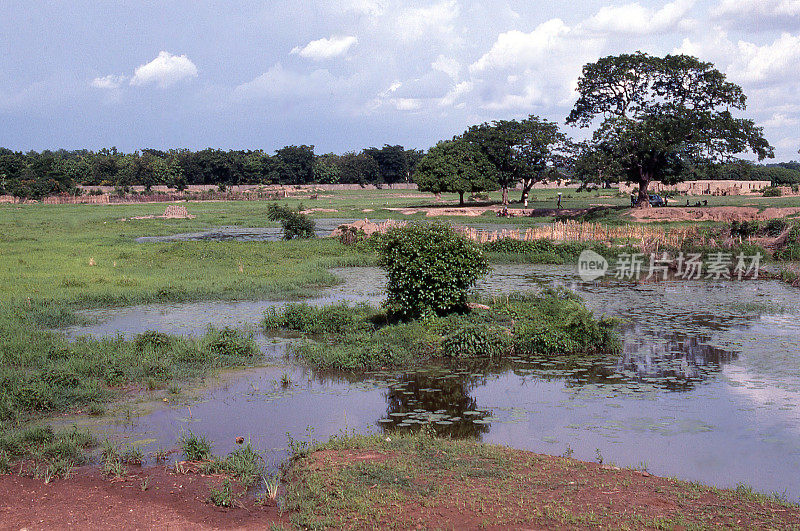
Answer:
[
  {"left": 459, "top": 192, "right": 465, "bottom": 206},
  {"left": 636, "top": 176, "right": 652, "bottom": 208},
  {"left": 501, "top": 186, "right": 508, "bottom": 205},
  {"left": 520, "top": 178, "right": 533, "bottom": 204}
]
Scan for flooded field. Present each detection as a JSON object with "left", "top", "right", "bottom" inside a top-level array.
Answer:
[{"left": 61, "top": 265, "right": 800, "bottom": 498}]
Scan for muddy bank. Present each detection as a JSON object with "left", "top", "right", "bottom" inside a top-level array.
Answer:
[{"left": 286, "top": 434, "right": 800, "bottom": 529}]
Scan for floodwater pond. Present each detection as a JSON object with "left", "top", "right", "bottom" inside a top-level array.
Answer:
[
  {"left": 60, "top": 265, "right": 800, "bottom": 499},
  {"left": 133, "top": 218, "right": 547, "bottom": 243}
]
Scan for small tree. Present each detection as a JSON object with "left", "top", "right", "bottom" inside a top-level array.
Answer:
[
  {"left": 413, "top": 139, "right": 498, "bottom": 206},
  {"left": 377, "top": 222, "right": 489, "bottom": 319},
  {"left": 267, "top": 203, "right": 316, "bottom": 240}
]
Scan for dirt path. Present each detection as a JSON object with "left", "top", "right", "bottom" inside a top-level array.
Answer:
[{"left": 0, "top": 466, "right": 285, "bottom": 530}]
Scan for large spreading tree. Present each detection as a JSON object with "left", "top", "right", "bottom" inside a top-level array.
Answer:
[
  {"left": 413, "top": 138, "right": 498, "bottom": 206},
  {"left": 566, "top": 52, "right": 774, "bottom": 207}
]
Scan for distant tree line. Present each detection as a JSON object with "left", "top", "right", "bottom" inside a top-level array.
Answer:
[{"left": 0, "top": 144, "right": 425, "bottom": 199}]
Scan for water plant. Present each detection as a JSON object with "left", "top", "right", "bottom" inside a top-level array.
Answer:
[{"left": 179, "top": 431, "right": 213, "bottom": 461}]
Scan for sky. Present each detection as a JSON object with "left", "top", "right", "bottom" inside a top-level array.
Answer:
[{"left": 1, "top": 0, "right": 799, "bottom": 160}]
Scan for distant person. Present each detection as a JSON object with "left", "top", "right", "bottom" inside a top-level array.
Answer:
[
  {"left": 631, "top": 193, "right": 636, "bottom": 207},
  {"left": 557, "top": 192, "right": 562, "bottom": 210}
]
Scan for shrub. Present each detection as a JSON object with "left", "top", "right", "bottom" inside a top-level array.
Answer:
[
  {"left": 441, "top": 324, "right": 509, "bottom": 359},
  {"left": 730, "top": 220, "right": 760, "bottom": 238},
  {"left": 267, "top": 203, "right": 315, "bottom": 240},
  {"left": 377, "top": 222, "right": 489, "bottom": 319},
  {"left": 766, "top": 219, "right": 788, "bottom": 237},
  {"left": 763, "top": 186, "right": 782, "bottom": 197},
  {"left": 134, "top": 330, "right": 173, "bottom": 351}
]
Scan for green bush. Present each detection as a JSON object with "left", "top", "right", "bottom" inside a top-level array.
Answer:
[
  {"left": 731, "top": 220, "right": 761, "bottom": 238},
  {"left": 377, "top": 222, "right": 489, "bottom": 319},
  {"left": 441, "top": 324, "right": 509, "bottom": 359},
  {"left": 267, "top": 203, "right": 316, "bottom": 240},
  {"left": 766, "top": 219, "right": 788, "bottom": 237},
  {"left": 763, "top": 186, "right": 782, "bottom": 197}
]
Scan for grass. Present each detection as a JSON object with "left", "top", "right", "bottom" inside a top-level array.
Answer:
[
  {"left": 208, "top": 478, "right": 237, "bottom": 507},
  {"left": 179, "top": 430, "right": 213, "bottom": 461},
  {"left": 0, "top": 193, "right": 797, "bottom": 463},
  {"left": 283, "top": 429, "right": 800, "bottom": 529},
  {"left": 266, "top": 290, "right": 620, "bottom": 371}
]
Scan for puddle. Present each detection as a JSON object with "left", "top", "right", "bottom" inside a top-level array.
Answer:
[{"left": 57, "top": 264, "right": 800, "bottom": 499}]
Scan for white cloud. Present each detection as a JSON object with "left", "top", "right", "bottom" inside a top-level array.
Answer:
[
  {"left": 391, "top": 98, "right": 422, "bottom": 111},
  {"left": 713, "top": 0, "right": 800, "bottom": 18},
  {"left": 91, "top": 74, "right": 126, "bottom": 90},
  {"left": 582, "top": 0, "right": 696, "bottom": 35},
  {"left": 439, "top": 81, "right": 472, "bottom": 107},
  {"left": 393, "top": 0, "right": 460, "bottom": 43},
  {"left": 467, "top": 19, "right": 602, "bottom": 110},
  {"left": 470, "top": 20, "right": 572, "bottom": 72},
  {"left": 233, "top": 63, "right": 356, "bottom": 100},
  {"left": 130, "top": 51, "right": 198, "bottom": 88},
  {"left": 732, "top": 33, "right": 800, "bottom": 84},
  {"left": 764, "top": 113, "right": 800, "bottom": 128},
  {"left": 339, "top": 0, "right": 387, "bottom": 16},
  {"left": 431, "top": 55, "right": 460, "bottom": 79},
  {"left": 291, "top": 35, "right": 358, "bottom": 60}
]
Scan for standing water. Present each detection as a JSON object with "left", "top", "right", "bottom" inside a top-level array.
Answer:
[{"left": 60, "top": 265, "right": 800, "bottom": 498}]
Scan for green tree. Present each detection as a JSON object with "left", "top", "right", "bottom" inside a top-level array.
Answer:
[
  {"left": 337, "top": 152, "right": 378, "bottom": 184},
  {"left": 377, "top": 222, "right": 489, "bottom": 319},
  {"left": 364, "top": 145, "right": 408, "bottom": 184},
  {"left": 462, "top": 121, "right": 518, "bottom": 204},
  {"left": 510, "top": 117, "right": 569, "bottom": 203},
  {"left": 566, "top": 52, "right": 773, "bottom": 207},
  {"left": 275, "top": 145, "right": 315, "bottom": 184},
  {"left": 413, "top": 139, "right": 498, "bottom": 206},
  {"left": 313, "top": 153, "right": 342, "bottom": 184}
]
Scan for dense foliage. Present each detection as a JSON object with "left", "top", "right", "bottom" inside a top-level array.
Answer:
[
  {"left": 567, "top": 52, "right": 774, "bottom": 206},
  {"left": 413, "top": 139, "right": 499, "bottom": 205},
  {"left": 376, "top": 222, "right": 490, "bottom": 319},
  {"left": 0, "top": 144, "right": 424, "bottom": 199},
  {"left": 267, "top": 203, "right": 316, "bottom": 240}
]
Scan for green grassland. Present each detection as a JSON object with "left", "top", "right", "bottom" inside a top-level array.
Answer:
[{"left": 1, "top": 189, "right": 799, "bottom": 464}]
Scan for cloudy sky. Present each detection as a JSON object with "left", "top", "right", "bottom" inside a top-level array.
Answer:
[{"left": 1, "top": 0, "right": 799, "bottom": 160}]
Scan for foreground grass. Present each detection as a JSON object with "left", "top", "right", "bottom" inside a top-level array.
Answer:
[{"left": 284, "top": 430, "right": 800, "bottom": 529}]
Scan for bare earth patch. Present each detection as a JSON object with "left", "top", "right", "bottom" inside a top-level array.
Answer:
[{"left": 0, "top": 466, "right": 285, "bottom": 530}]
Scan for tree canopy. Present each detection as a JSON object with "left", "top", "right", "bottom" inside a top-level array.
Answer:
[
  {"left": 566, "top": 52, "right": 774, "bottom": 206},
  {"left": 413, "top": 139, "right": 499, "bottom": 206}
]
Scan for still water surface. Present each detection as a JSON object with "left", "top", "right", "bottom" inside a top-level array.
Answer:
[{"left": 62, "top": 265, "right": 800, "bottom": 497}]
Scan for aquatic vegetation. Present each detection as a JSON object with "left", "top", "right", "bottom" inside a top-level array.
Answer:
[
  {"left": 179, "top": 431, "right": 213, "bottom": 461},
  {"left": 270, "top": 290, "right": 619, "bottom": 371}
]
